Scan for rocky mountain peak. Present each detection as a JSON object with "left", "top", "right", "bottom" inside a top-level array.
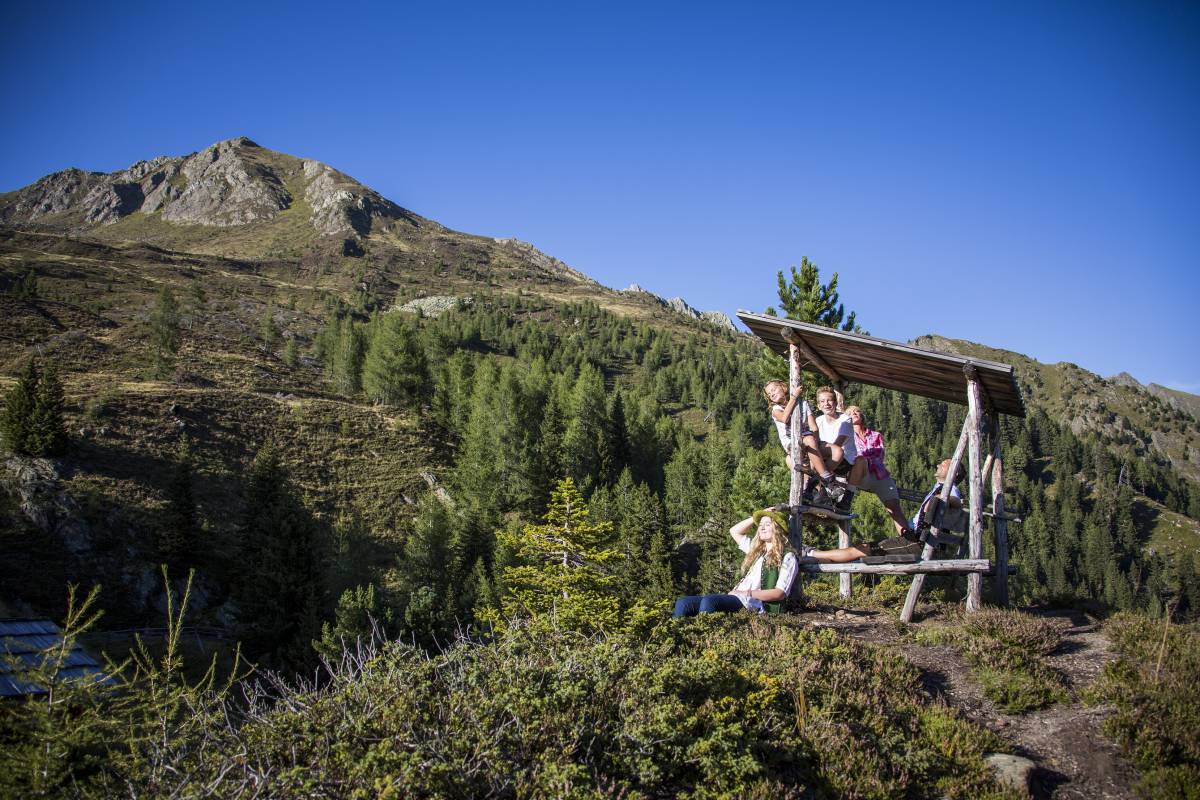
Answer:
[{"left": 0, "top": 137, "right": 421, "bottom": 240}]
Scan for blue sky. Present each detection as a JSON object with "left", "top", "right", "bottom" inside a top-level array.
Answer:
[{"left": 3, "top": 1, "right": 1198, "bottom": 391}]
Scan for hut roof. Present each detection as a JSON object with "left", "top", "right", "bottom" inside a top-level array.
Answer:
[
  {"left": 0, "top": 619, "right": 108, "bottom": 697},
  {"left": 736, "top": 311, "right": 1025, "bottom": 417}
]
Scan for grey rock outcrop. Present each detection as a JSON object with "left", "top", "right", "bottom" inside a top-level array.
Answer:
[
  {"left": 394, "top": 295, "right": 471, "bottom": 318},
  {"left": 304, "top": 159, "right": 407, "bottom": 237},
  {"left": 162, "top": 138, "right": 291, "bottom": 226},
  {"left": 3, "top": 456, "right": 90, "bottom": 555},
  {"left": 0, "top": 168, "right": 99, "bottom": 223},
  {"left": 494, "top": 238, "right": 596, "bottom": 284},
  {"left": 619, "top": 286, "right": 736, "bottom": 332}
]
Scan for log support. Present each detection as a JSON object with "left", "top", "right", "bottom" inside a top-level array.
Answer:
[
  {"left": 965, "top": 366, "right": 985, "bottom": 612},
  {"left": 991, "top": 422, "right": 1010, "bottom": 607},
  {"left": 787, "top": 341, "right": 805, "bottom": 604},
  {"left": 901, "top": 414, "right": 970, "bottom": 622}
]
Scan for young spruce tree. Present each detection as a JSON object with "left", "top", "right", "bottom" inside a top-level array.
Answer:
[{"left": 494, "top": 477, "right": 621, "bottom": 633}]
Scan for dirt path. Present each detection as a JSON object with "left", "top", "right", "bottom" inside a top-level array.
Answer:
[{"left": 807, "top": 607, "right": 1140, "bottom": 799}]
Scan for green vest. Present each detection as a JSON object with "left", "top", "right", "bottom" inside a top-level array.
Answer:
[{"left": 761, "top": 564, "right": 782, "bottom": 615}]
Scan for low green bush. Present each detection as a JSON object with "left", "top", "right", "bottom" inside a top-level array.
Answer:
[
  {"left": 1088, "top": 612, "right": 1200, "bottom": 799},
  {"left": 915, "top": 608, "right": 1067, "bottom": 714},
  {"left": 1, "top": 609, "right": 1017, "bottom": 799}
]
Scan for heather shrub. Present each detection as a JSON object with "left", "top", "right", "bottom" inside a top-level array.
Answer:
[
  {"left": 1088, "top": 613, "right": 1200, "bottom": 799},
  {"left": 184, "top": 616, "right": 1010, "bottom": 799},
  {"left": 915, "top": 608, "right": 1067, "bottom": 713}
]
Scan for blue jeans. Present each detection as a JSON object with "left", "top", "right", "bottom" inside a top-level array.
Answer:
[{"left": 672, "top": 594, "right": 745, "bottom": 618}]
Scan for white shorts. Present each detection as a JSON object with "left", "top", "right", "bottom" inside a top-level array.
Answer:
[{"left": 858, "top": 470, "right": 899, "bottom": 502}]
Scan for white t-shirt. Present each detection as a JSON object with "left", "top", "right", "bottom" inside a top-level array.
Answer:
[
  {"left": 772, "top": 400, "right": 812, "bottom": 451},
  {"left": 816, "top": 413, "right": 856, "bottom": 463},
  {"left": 730, "top": 533, "right": 798, "bottom": 612}
]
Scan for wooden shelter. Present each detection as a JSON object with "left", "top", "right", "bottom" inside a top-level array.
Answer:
[{"left": 737, "top": 311, "right": 1025, "bottom": 622}]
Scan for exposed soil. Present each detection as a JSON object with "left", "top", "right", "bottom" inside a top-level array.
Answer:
[{"left": 803, "top": 606, "right": 1140, "bottom": 799}]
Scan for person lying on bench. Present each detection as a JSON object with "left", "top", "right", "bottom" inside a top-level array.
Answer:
[
  {"left": 673, "top": 509, "right": 798, "bottom": 617},
  {"left": 911, "top": 458, "right": 964, "bottom": 531}
]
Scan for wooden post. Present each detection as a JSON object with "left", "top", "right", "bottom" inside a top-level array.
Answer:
[
  {"left": 900, "top": 416, "right": 971, "bottom": 622},
  {"left": 787, "top": 339, "right": 805, "bottom": 604},
  {"left": 991, "top": 428, "right": 1009, "bottom": 607},
  {"left": 838, "top": 518, "right": 853, "bottom": 598},
  {"left": 787, "top": 341, "right": 804, "bottom": 511},
  {"left": 965, "top": 366, "right": 985, "bottom": 613}
]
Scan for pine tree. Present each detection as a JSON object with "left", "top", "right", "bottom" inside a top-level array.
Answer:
[
  {"left": 314, "top": 583, "right": 392, "bottom": 660},
  {"left": 1, "top": 359, "right": 39, "bottom": 455},
  {"left": 29, "top": 363, "right": 67, "bottom": 457},
  {"left": 561, "top": 364, "right": 608, "bottom": 489},
  {"left": 362, "top": 313, "right": 429, "bottom": 408},
  {"left": 236, "top": 444, "right": 324, "bottom": 670},
  {"left": 282, "top": 337, "right": 299, "bottom": 367},
  {"left": 773, "top": 256, "right": 857, "bottom": 330},
  {"left": 158, "top": 437, "right": 198, "bottom": 569},
  {"left": 260, "top": 303, "right": 281, "bottom": 351},
  {"left": 149, "top": 286, "right": 181, "bottom": 379},
  {"left": 334, "top": 323, "right": 367, "bottom": 395},
  {"left": 495, "top": 477, "right": 622, "bottom": 632},
  {"left": 396, "top": 496, "right": 452, "bottom": 646}
]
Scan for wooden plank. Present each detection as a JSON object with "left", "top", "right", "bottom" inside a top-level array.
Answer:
[
  {"left": 901, "top": 416, "right": 970, "bottom": 623},
  {"left": 798, "top": 559, "right": 993, "bottom": 575},
  {"left": 965, "top": 368, "right": 985, "bottom": 613},
  {"left": 992, "top": 430, "right": 1010, "bottom": 607}
]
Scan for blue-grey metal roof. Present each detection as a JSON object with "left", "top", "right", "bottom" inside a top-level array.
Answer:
[{"left": 0, "top": 619, "right": 110, "bottom": 697}]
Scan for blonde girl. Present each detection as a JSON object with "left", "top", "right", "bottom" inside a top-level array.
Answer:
[{"left": 672, "top": 509, "right": 799, "bottom": 616}]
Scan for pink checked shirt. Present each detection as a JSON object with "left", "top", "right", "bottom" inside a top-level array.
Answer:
[{"left": 854, "top": 428, "right": 890, "bottom": 481}]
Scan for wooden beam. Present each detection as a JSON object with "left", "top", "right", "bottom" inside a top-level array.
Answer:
[
  {"left": 965, "top": 366, "right": 985, "bottom": 613},
  {"left": 788, "top": 341, "right": 805, "bottom": 605},
  {"left": 991, "top": 429, "right": 1010, "bottom": 607},
  {"left": 781, "top": 328, "right": 845, "bottom": 385},
  {"left": 901, "top": 415, "right": 970, "bottom": 622},
  {"left": 838, "top": 518, "right": 853, "bottom": 599},
  {"left": 798, "top": 559, "right": 993, "bottom": 575}
]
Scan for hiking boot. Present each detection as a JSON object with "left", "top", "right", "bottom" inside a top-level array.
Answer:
[
  {"left": 823, "top": 482, "right": 846, "bottom": 504},
  {"left": 834, "top": 485, "right": 855, "bottom": 512},
  {"left": 808, "top": 487, "right": 836, "bottom": 510}
]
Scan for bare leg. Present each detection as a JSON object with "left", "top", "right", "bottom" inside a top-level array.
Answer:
[
  {"left": 848, "top": 459, "right": 867, "bottom": 486},
  {"left": 805, "top": 543, "right": 871, "bottom": 562},
  {"left": 883, "top": 498, "right": 910, "bottom": 535},
  {"left": 803, "top": 434, "right": 829, "bottom": 476}
]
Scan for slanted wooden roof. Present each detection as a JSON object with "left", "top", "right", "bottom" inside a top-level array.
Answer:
[
  {"left": 737, "top": 311, "right": 1025, "bottom": 417},
  {"left": 0, "top": 619, "right": 109, "bottom": 697}
]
